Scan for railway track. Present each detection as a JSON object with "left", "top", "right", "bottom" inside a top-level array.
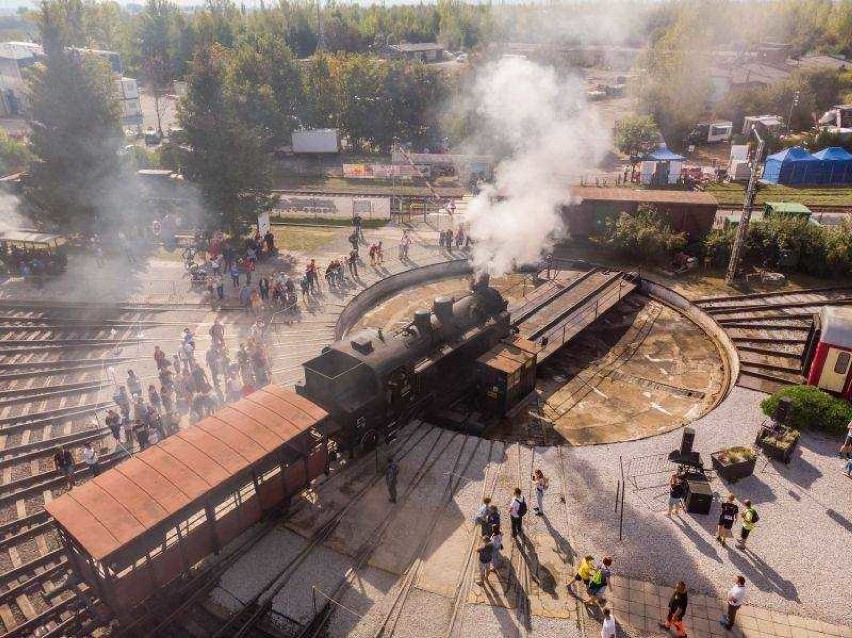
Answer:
[
  {"left": 0, "top": 303, "right": 193, "bottom": 637},
  {"left": 694, "top": 286, "right": 852, "bottom": 393}
]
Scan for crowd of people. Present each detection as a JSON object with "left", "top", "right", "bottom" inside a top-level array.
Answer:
[
  {"left": 1, "top": 243, "right": 67, "bottom": 280},
  {"left": 384, "top": 458, "right": 760, "bottom": 637},
  {"left": 55, "top": 318, "right": 274, "bottom": 488}
]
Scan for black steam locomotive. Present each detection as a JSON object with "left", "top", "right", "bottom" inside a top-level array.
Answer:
[{"left": 296, "top": 275, "right": 510, "bottom": 452}]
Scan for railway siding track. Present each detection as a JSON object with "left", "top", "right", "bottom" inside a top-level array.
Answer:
[{"left": 692, "top": 286, "right": 852, "bottom": 394}]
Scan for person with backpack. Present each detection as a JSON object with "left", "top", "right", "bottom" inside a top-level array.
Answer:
[
  {"left": 716, "top": 493, "right": 739, "bottom": 546},
  {"left": 586, "top": 556, "right": 613, "bottom": 605},
  {"left": 474, "top": 535, "right": 493, "bottom": 585},
  {"left": 736, "top": 500, "right": 759, "bottom": 549},
  {"left": 532, "top": 469, "right": 549, "bottom": 516},
  {"left": 509, "top": 488, "right": 527, "bottom": 538}
]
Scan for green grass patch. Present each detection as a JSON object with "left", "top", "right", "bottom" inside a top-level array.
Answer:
[
  {"left": 706, "top": 182, "right": 852, "bottom": 208},
  {"left": 270, "top": 226, "right": 339, "bottom": 253}
]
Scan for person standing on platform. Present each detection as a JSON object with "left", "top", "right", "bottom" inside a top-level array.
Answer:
[
  {"left": 720, "top": 575, "right": 747, "bottom": 630},
  {"left": 716, "top": 493, "right": 739, "bottom": 545},
  {"left": 667, "top": 472, "right": 686, "bottom": 518},
  {"left": 474, "top": 497, "right": 492, "bottom": 537},
  {"left": 489, "top": 524, "right": 503, "bottom": 574},
  {"left": 474, "top": 536, "right": 493, "bottom": 586},
  {"left": 736, "top": 500, "right": 759, "bottom": 550},
  {"left": 509, "top": 488, "right": 527, "bottom": 539},
  {"left": 385, "top": 455, "right": 399, "bottom": 503},
  {"left": 532, "top": 469, "right": 548, "bottom": 516}
]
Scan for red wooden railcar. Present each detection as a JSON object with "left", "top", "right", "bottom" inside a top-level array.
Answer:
[
  {"left": 45, "top": 386, "right": 330, "bottom": 623},
  {"left": 805, "top": 307, "right": 852, "bottom": 399}
]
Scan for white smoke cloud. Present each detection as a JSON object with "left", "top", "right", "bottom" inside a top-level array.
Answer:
[
  {"left": 0, "top": 192, "right": 27, "bottom": 232},
  {"left": 463, "top": 56, "right": 610, "bottom": 276}
]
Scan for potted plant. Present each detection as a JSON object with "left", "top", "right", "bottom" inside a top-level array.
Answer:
[
  {"left": 757, "top": 427, "right": 801, "bottom": 464},
  {"left": 711, "top": 446, "right": 757, "bottom": 482}
]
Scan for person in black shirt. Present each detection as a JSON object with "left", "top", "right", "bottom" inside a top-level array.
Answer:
[
  {"left": 667, "top": 472, "right": 686, "bottom": 517},
  {"left": 716, "top": 493, "right": 739, "bottom": 546},
  {"left": 53, "top": 446, "right": 75, "bottom": 490},
  {"left": 660, "top": 581, "right": 688, "bottom": 635}
]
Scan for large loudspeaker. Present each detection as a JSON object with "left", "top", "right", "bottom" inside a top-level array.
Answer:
[
  {"left": 684, "top": 478, "right": 713, "bottom": 515},
  {"left": 680, "top": 427, "right": 695, "bottom": 456},
  {"left": 774, "top": 397, "right": 793, "bottom": 425}
]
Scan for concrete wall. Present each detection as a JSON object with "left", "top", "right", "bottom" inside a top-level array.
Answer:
[
  {"left": 274, "top": 192, "right": 391, "bottom": 220},
  {"left": 640, "top": 278, "right": 739, "bottom": 408},
  {"left": 335, "top": 259, "right": 472, "bottom": 338}
]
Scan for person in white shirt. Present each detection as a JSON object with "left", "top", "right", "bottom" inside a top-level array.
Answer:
[
  {"left": 509, "top": 488, "right": 526, "bottom": 538},
  {"left": 720, "top": 575, "right": 747, "bottom": 630},
  {"left": 147, "top": 425, "right": 161, "bottom": 446},
  {"left": 474, "top": 498, "right": 492, "bottom": 536},
  {"left": 601, "top": 608, "right": 616, "bottom": 638},
  {"left": 81, "top": 442, "right": 100, "bottom": 476},
  {"left": 532, "top": 469, "right": 548, "bottom": 516}
]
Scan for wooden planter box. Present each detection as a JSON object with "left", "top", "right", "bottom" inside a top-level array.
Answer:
[
  {"left": 711, "top": 452, "right": 757, "bottom": 483},
  {"left": 758, "top": 436, "right": 799, "bottom": 464}
]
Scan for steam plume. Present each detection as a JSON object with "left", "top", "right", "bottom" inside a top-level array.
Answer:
[{"left": 462, "top": 56, "right": 609, "bottom": 276}]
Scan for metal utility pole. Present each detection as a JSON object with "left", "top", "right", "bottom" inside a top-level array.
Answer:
[{"left": 725, "top": 125, "right": 766, "bottom": 285}]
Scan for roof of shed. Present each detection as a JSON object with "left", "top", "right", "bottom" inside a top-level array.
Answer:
[
  {"left": 45, "top": 386, "right": 326, "bottom": 562},
  {"left": 570, "top": 187, "right": 717, "bottom": 206}
]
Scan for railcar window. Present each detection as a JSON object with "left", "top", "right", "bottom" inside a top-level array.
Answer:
[
  {"left": 834, "top": 351, "right": 851, "bottom": 374},
  {"left": 260, "top": 465, "right": 282, "bottom": 482},
  {"left": 215, "top": 496, "right": 238, "bottom": 519}
]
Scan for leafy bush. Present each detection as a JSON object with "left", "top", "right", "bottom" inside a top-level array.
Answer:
[
  {"left": 761, "top": 385, "right": 852, "bottom": 436},
  {"left": 707, "top": 218, "right": 852, "bottom": 278},
  {"left": 605, "top": 205, "right": 687, "bottom": 266}
]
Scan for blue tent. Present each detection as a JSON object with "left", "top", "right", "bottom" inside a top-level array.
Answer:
[
  {"left": 812, "top": 147, "right": 852, "bottom": 185},
  {"left": 762, "top": 146, "right": 822, "bottom": 185}
]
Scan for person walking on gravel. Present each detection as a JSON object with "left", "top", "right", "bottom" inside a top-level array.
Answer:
[
  {"left": 509, "top": 488, "right": 527, "bottom": 538},
  {"left": 475, "top": 535, "right": 493, "bottom": 585},
  {"left": 385, "top": 456, "right": 399, "bottom": 503},
  {"left": 716, "top": 493, "right": 739, "bottom": 545},
  {"left": 660, "top": 581, "right": 688, "bottom": 636},
  {"left": 532, "top": 469, "right": 548, "bottom": 516},
  {"left": 585, "top": 557, "right": 613, "bottom": 606},
  {"left": 720, "top": 575, "right": 747, "bottom": 630},
  {"left": 736, "top": 500, "right": 758, "bottom": 550}
]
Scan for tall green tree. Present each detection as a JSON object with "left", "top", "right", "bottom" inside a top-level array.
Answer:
[
  {"left": 137, "top": 0, "right": 182, "bottom": 135},
  {"left": 614, "top": 115, "right": 660, "bottom": 161},
  {"left": 178, "top": 45, "right": 276, "bottom": 234},
  {"left": 226, "top": 33, "right": 303, "bottom": 148},
  {"left": 26, "top": 0, "right": 122, "bottom": 232}
]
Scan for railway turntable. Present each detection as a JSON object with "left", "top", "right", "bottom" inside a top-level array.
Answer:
[{"left": 44, "top": 386, "right": 330, "bottom": 626}]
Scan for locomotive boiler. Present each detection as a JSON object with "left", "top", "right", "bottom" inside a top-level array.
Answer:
[{"left": 297, "top": 275, "right": 510, "bottom": 452}]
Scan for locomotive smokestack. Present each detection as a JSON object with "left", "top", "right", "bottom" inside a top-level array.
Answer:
[
  {"left": 413, "top": 309, "right": 432, "bottom": 337},
  {"left": 433, "top": 296, "right": 454, "bottom": 325}
]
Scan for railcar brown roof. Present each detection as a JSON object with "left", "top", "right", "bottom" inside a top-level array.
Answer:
[
  {"left": 45, "top": 386, "right": 326, "bottom": 562},
  {"left": 570, "top": 186, "right": 718, "bottom": 206}
]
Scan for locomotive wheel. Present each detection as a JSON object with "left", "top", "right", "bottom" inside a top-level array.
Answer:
[{"left": 359, "top": 429, "right": 380, "bottom": 452}]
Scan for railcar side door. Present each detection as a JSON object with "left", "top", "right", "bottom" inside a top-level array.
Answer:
[{"left": 819, "top": 347, "right": 851, "bottom": 393}]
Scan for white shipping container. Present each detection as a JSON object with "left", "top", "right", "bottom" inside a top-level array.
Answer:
[{"left": 292, "top": 129, "right": 340, "bottom": 154}]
